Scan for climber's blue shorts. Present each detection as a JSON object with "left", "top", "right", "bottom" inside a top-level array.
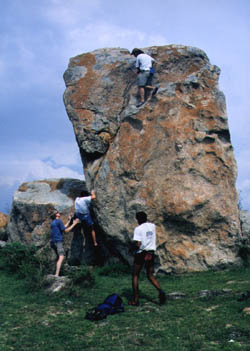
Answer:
[{"left": 74, "top": 212, "right": 93, "bottom": 227}]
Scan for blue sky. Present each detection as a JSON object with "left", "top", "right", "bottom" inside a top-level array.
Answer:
[{"left": 0, "top": 0, "right": 249, "bottom": 213}]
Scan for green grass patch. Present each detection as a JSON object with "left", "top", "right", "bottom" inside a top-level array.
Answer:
[{"left": 0, "top": 264, "right": 250, "bottom": 350}]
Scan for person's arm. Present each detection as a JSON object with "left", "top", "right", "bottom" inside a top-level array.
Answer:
[
  {"left": 64, "top": 218, "right": 80, "bottom": 233},
  {"left": 135, "top": 241, "right": 141, "bottom": 249},
  {"left": 91, "top": 190, "right": 96, "bottom": 200},
  {"left": 65, "top": 214, "right": 73, "bottom": 228},
  {"left": 133, "top": 227, "right": 142, "bottom": 251}
]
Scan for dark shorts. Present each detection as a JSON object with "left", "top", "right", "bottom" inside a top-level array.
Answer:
[
  {"left": 137, "top": 71, "right": 152, "bottom": 87},
  {"left": 74, "top": 212, "right": 94, "bottom": 227},
  {"left": 134, "top": 251, "right": 155, "bottom": 265},
  {"left": 51, "top": 241, "right": 65, "bottom": 256}
]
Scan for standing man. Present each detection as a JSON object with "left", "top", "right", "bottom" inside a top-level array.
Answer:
[
  {"left": 74, "top": 190, "right": 98, "bottom": 246},
  {"left": 129, "top": 211, "right": 166, "bottom": 306},
  {"left": 50, "top": 212, "right": 79, "bottom": 277},
  {"left": 131, "top": 48, "right": 158, "bottom": 107}
]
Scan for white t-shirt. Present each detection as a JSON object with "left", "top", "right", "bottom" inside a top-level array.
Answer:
[
  {"left": 133, "top": 222, "right": 156, "bottom": 253},
  {"left": 75, "top": 196, "right": 91, "bottom": 214},
  {"left": 136, "top": 53, "right": 155, "bottom": 71}
]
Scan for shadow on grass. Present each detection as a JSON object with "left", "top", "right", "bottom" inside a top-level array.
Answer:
[{"left": 122, "top": 287, "right": 160, "bottom": 306}]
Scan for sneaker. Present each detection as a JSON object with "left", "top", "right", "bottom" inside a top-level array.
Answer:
[
  {"left": 159, "top": 291, "right": 166, "bottom": 305},
  {"left": 152, "top": 87, "right": 158, "bottom": 97}
]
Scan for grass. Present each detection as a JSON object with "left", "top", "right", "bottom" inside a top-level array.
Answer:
[{"left": 0, "top": 266, "right": 250, "bottom": 351}]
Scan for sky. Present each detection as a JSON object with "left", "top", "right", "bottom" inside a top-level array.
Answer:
[{"left": 0, "top": 0, "right": 249, "bottom": 213}]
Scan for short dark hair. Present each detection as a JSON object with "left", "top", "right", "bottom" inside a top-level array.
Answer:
[
  {"left": 136, "top": 211, "right": 147, "bottom": 224},
  {"left": 80, "top": 190, "right": 90, "bottom": 197},
  {"left": 131, "top": 48, "right": 144, "bottom": 56},
  {"left": 50, "top": 211, "right": 58, "bottom": 220}
]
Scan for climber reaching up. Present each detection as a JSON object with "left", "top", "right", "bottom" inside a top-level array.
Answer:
[{"left": 73, "top": 190, "right": 98, "bottom": 246}]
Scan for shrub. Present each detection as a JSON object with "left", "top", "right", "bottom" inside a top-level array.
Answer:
[
  {"left": 0, "top": 242, "right": 39, "bottom": 273},
  {"left": 68, "top": 266, "right": 95, "bottom": 287},
  {"left": 18, "top": 261, "right": 44, "bottom": 290},
  {"left": 239, "top": 246, "right": 250, "bottom": 266},
  {"left": 96, "top": 263, "right": 131, "bottom": 277},
  {"left": 0, "top": 242, "right": 46, "bottom": 290},
  {"left": 0, "top": 228, "right": 8, "bottom": 241},
  {"left": 66, "top": 266, "right": 95, "bottom": 297}
]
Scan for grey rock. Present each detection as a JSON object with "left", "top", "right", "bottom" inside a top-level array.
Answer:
[
  {"left": 240, "top": 210, "right": 250, "bottom": 245},
  {"left": 43, "top": 274, "right": 71, "bottom": 293},
  {"left": 0, "top": 241, "right": 6, "bottom": 248},
  {"left": 7, "top": 178, "right": 96, "bottom": 265},
  {"left": 198, "top": 289, "right": 232, "bottom": 298},
  {"left": 167, "top": 292, "right": 186, "bottom": 300},
  {"left": 63, "top": 66, "right": 88, "bottom": 86}
]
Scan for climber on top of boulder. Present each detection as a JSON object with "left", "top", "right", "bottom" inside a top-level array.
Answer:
[{"left": 131, "top": 48, "right": 158, "bottom": 108}]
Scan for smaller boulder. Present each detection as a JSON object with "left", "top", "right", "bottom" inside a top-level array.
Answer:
[
  {"left": 7, "top": 178, "right": 89, "bottom": 265},
  {"left": 43, "top": 274, "right": 71, "bottom": 293},
  {"left": 0, "top": 212, "right": 9, "bottom": 241}
]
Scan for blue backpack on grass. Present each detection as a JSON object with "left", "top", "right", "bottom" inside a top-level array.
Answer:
[{"left": 85, "top": 293, "right": 124, "bottom": 321}]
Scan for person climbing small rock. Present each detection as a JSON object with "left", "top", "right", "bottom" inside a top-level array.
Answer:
[
  {"left": 131, "top": 48, "right": 158, "bottom": 107},
  {"left": 50, "top": 211, "right": 80, "bottom": 276}
]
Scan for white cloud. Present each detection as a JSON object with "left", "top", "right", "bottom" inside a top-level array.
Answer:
[
  {"left": 0, "top": 2, "right": 168, "bottom": 95},
  {"left": 0, "top": 159, "right": 84, "bottom": 187},
  {"left": 43, "top": 0, "right": 101, "bottom": 27},
  {"left": 29, "top": 141, "right": 82, "bottom": 167},
  {"left": 4, "top": 141, "right": 81, "bottom": 166},
  {"left": 67, "top": 23, "right": 168, "bottom": 57},
  {"left": 235, "top": 148, "right": 250, "bottom": 210},
  {"left": 236, "top": 150, "right": 250, "bottom": 177},
  {"left": 237, "top": 181, "right": 250, "bottom": 211},
  {"left": 0, "top": 141, "right": 84, "bottom": 187},
  {"left": 0, "top": 32, "right": 61, "bottom": 93}
]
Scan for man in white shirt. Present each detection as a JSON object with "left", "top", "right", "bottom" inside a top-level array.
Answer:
[
  {"left": 131, "top": 48, "right": 158, "bottom": 107},
  {"left": 74, "top": 190, "right": 98, "bottom": 246},
  {"left": 129, "top": 211, "right": 166, "bottom": 306}
]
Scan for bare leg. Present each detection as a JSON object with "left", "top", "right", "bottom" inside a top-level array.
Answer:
[
  {"left": 139, "top": 87, "right": 145, "bottom": 102},
  {"left": 146, "top": 260, "right": 161, "bottom": 291},
  {"left": 55, "top": 255, "right": 65, "bottom": 276},
  {"left": 131, "top": 263, "right": 143, "bottom": 304},
  {"left": 146, "top": 260, "right": 166, "bottom": 305},
  {"left": 90, "top": 225, "right": 97, "bottom": 246}
]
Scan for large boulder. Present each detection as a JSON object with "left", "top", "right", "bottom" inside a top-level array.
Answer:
[
  {"left": 63, "top": 45, "right": 242, "bottom": 273},
  {"left": 7, "top": 178, "right": 95, "bottom": 264}
]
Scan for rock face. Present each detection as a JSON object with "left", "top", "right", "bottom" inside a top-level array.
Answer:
[
  {"left": 240, "top": 211, "right": 250, "bottom": 245},
  {"left": 7, "top": 178, "right": 95, "bottom": 264},
  {"left": 63, "top": 45, "right": 241, "bottom": 273},
  {"left": 0, "top": 212, "right": 9, "bottom": 241}
]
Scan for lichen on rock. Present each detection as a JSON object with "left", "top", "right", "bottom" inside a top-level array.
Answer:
[{"left": 63, "top": 45, "right": 242, "bottom": 273}]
